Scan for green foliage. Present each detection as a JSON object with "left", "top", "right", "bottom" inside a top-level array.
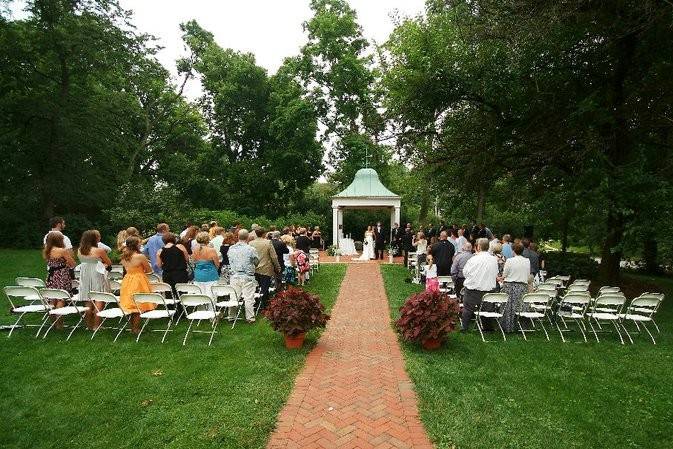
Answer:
[
  {"left": 542, "top": 252, "right": 600, "bottom": 281},
  {"left": 396, "top": 291, "right": 460, "bottom": 343},
  {"left": 263, "top": 287, "right": 330, "bottom": 337}
]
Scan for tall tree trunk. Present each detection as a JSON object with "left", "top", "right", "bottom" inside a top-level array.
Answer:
[
  {"left": 560, "top": 216, "right": 569, "bottom": 254},
  {"left": 643, "top": 238, "right": 659, "bottom": 274},
  {"left": 476, "top": 185, "right": 486, "bottom": 223},
  {"left": 600, "top": 211, "right": 624, "bottom": 285}
]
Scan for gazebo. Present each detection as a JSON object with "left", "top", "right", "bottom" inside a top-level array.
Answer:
[{"left": 331, "top": 168, "right": 401, "bottom": 249}]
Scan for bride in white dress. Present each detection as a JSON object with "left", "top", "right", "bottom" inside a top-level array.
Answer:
[{"left": 357, "top": 226, "right": 376, "bottom": 260}]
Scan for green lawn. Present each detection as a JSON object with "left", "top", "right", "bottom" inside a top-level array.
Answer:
[
  {"left": 381, "top": 265, "right": 673, "bottom": 449},
  {"left": 0, "top": 249, "right": 346, "bottom": 449}
]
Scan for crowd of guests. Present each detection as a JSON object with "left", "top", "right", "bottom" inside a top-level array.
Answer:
[
  {"left": 41, "top": 217, "right": 320, "bottom": 334},
  {"left": 394, "top": 222, "right": 545, "bottom": 334}
]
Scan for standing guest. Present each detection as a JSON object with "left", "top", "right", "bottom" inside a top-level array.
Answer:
[
  {"left": 228, "top": 230, "right": 260, "bottom": 323},
  {"left": 295, "top": 247, "right": 310, "bottom": 286},
  {"left": 208, "top": 221, "right": 219, "bottom": 238},
  {"left": 412, "top": 231, "right": 428, "bottom": 266},
  {"left": 424, "top": 254, "right": 439, "bottom": 293},
  {"left": 280, "top": 235, "right": 298, "bottom": 285},
  {"left": 522, "top": 239, "right": 540, "bottom": 288},
  {"left": 430, "top": 231, "right": 456, "bottom": 276},
  {"left": 116, "top": 229, "right": 128, "bottom": 252},
  {"left": 179, "top": 222, "right": 193, "bottom": 239},
  {"left": 425, "top": 223, "right": 436, "bottom": 241},
  {"left": 491, "top": 242, "right": 506, "bottom": 277},
  {"left": 295, "top": 227, "right": 311, "bottom": 254},
  {"left": 455, "top": 228, "right": 468, "bottom": 252},
  {"left": 249, "top": 224, "right": 260, "bottom": 241},
  {"left": 119, "top": 236, "right": 155, "bottom": 334},
  {"left": 43, "top": 216, "right": 72, "bottom": 249},
  {"left": 192, "top": 232, "right": 220, "bottom": 308},
  {"left": 156, "top": 233, "right": 189, "bottom": 299},
  {"left": 210, "top": 227, "right": 226, "bottom": 268},
  {"left": 401, "top": 224, "right": 414, "bottom": 267},
  {"left": 250, "top": 228, "right": 281, "bottom": 311},
  {"left": 448, "top": 229, "right": 459, "bottom": 253},
  {"left": 92, "top": 230, "right": 112, "bottom": 253},
  {"left": 200, "top": 223, "right": 210, "bottom": 233},
  {"left": 460, "top": 238, "right": 498, "bottom": 331},
  {"left": 451, "top": 242, "right": 473, "bottom": 299},
  {"left": 44, "top": 232, "right": 76, "bottom": 330},
  {"left": 393, "top": 223, "right": 404, "bottom": 253},
  {"left": 219, "top": 232, "right": 236, "bottom": 284},
  {"left": 271, "top": 231, "right": 289, "bottom": 289},
  {"left": 143, "top": 223, "right": 169, "bottom": 275},
  {"left": 499, "top": 242, "right": 530, "bottom": 333},
  {"left": 311, "top": 226, "right": 322, "bottom": 250},
  {"left": 78, "top": 230, "right": 111, "bottom": 330},
  {"left": 182, "top": 225, "right": 199, "bottom": 255},
  {"left": 501, "top": 234, "right": 514, "bottom": 259},
  {"left": 439, "top": 221, "right": 448, "bottom": 233}
]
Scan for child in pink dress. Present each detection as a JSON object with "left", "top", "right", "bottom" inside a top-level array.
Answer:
[{"left": 424, "top": 255, "right": 439, "bottom": 293}]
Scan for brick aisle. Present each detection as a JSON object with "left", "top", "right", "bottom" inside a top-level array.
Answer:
[{"left": 267, "top": 263, "right": 434, "bottom": 449}]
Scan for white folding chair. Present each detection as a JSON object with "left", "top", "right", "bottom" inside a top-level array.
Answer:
[
  {"left": 567, "top": 284, "right": 589, "bottom": 293},
  {"left": 556, "top": 293, "right": 591, "bottom": 342},
  {"left": 132, "top": 293, "right": 175, "bottom": 343},
  {"left": 151, "top": 282, "right": 179, "bottom": 305},
  {"left": 598, "top": 286, "right": 621, "bottom": 294},
  {"left": 175, "top": 283, "right": 202, "bottom": 325},
  {"left": 146, "top": 273, "right": 161, "bottom": 283},
  {"left": 586, "top": 295, "right": 626, "bottom": 344},
  {"left": 212, "top": 284, "right": 242, "bottom": 328},
  {"left": 40, "top": 288, "right": 90, "bottom": 340},
  {"left": 109, "top": 280, "right": 121, "bottom": 295},
  {"left": 3, "top": 286, "right": 51, "bottom": 337},
  {"left": 181, "top": 294, "right": 218, "bottom": 346},
  {"left": 475, "top": 293, "right": 508, "bottom": 342},
  {"left": 619, "top": 296, "right": 662, "bottom": 344},
  {"left": 110, "top": 265, "right": 123, "bottom": 274},
  {"left": 88, "top": 292, "right": 128, "bottom": 341},
  {"left": 15, "top": 277, "right": 46, "bottom": 289},
  {"left": 108, "top": 271, "right": 123, "bottom": 281},
  {"left": 437, "top": 276, "right": 454, "bottom": 295},
  {"left": 630, "top": 293, "right": 664, "bottom": 333},
  {"left": 516, "top": 293, "right": 551, "bottom": 341}
]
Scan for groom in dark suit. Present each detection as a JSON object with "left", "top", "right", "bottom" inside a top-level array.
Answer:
[{"left": 373, "top": 221, "right": 386, "bottom": 260}]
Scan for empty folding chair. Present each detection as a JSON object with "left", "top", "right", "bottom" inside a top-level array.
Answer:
[
  {"left": 545, "top": 278, "right": 564, "bottom": 288},
  {"left": 132, "top": 293, "right": 175, "bottom": 343},
  {"left": 475, "top": 293, "right": 508, "bottom": 342},
  {"left": 181, "top": 294, "right": 218, "bottom": 346},
  {"left": 631, "top": 293, "right": 664, "bottom": 333},
  {"left": 619, "top": 295, "right": 662, "bottom": 344},
  {"left": 110, "top": 265, "right": 124, "bottom": 274},
  {"left": 174, "top": 283, "right": 202, "bottom": 325},
  {"left": 532, "top": 285, "right": 556, "bottom": 323},
  {"left": 14, "top": 278, "right": 44, "bottom": 301},
  {"left": 516, "top": 293, "right": 552, "bottom": 341},
  {"left": 586, "top": 294, "right": 626, "bottom": 344},
  {"left": 3, "top": 286, "right": 51, "bottom": 337},
  {"left": 437, "top": 276, "right": 455, "bottom": 295},
  {"left": 598, "top": 286, "right": 621, "bottom": 295},
  {"left": 88, "top": 292, "right": 128, "bottom": 341},
  {"left": 108, "top": 271, "right": 124, "bottom": 281},
  {"left": 40, "top": 288, "right": 90, "bottom": 340},
  {"left": 212, "top": 284, "right": 242, "bottom": 328},
  {"left": 567, "top": 284, "right": 589, "bottom": 293},
  {"left": 151, "top": 282, "right": 179, "bottom": 306},
  {"left": 556, "top": 292, "right": 591, "bottom": 342},
  {"left": 109, "top": 280, "right": 121, "bottom": 295}
]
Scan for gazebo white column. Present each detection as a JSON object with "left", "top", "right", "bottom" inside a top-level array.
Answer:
[{"left": 332, "top": 206, "right": 339, "bottom": 246}]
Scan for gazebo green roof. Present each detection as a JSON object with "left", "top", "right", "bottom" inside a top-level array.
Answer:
[{"left": 333, "top": 168, "right": 400, "bottom": 198}]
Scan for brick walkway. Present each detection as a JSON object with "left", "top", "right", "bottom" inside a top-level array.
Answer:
[{"left": 267, "top": 263, "right": 433, "bottom": 449}]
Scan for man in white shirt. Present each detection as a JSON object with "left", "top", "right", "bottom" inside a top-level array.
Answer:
[
  {"left": 461, "top": 238, "right": 499, "bottom": 331},
  {"left": 43, "top": 217, "right": 72, "bottom": 249}
]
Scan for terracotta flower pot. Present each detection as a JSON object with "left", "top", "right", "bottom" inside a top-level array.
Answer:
[
  {"left": 284, "top": 332, "right": 306, "bottom": 349},
  {"left": 421, "top": 337, "right": 442, "bottom": 350}
]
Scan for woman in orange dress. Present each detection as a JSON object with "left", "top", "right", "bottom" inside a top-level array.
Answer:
[{"left": 119, "top": 236, "right": 156, "bottom": 334}]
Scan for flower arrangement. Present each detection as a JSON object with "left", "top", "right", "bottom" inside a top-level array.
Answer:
[
  {"left": 395, "top": 290, "right": 460, "bottom": 349},
  {"left": 326, "top": 245, "right": 341, "bottom": 256},
  {"left": 263, "top": 287, "right": 330, "bottom": 348}
]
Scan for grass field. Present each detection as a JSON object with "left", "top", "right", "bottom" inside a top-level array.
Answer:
[
  {"left": 0, "top": 249, "right": 346, "bottom": 449},
  {"left": 381, "top": 265, "right": 673, "bottom": 449}
]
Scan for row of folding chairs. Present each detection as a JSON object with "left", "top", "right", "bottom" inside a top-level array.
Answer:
[{"left": 474, "top": 290, "right": 664, "bottom": 344}]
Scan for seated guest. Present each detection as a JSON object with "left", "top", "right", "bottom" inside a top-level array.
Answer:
[
  {"left": 43, "top": 216, "right": 73, "bottom": 249},
  {"left": 119, "top": 236, "right": 155, "bottom": 334},
  {"left": 295, "top": 227, "right": 311, "bottom": 253},
  {"left": 460, "top": 238, "right": 498, "bottom": 331},
  {"left": 424, "top": 255, "right": 439, "bottom": 293},
  {"left": 143, "top": 223, "right": 169, "bottom": 275},
  {"left": 451, "top": 242, "right": 473, "bottom": 299},
  {"left": 499, "top": 242, "right": 530, "bottom": 333},
  {"left": 157, "top": 233, "right": 189, "bottom": 299},
  {"left": 78, "top": 230, "right": 111, "bottom": 330},
  {"left": 192, "top": 232, "right": 220, "bottom": 308},
  {"left": 44, "top": 231, "right": 76, "bottom": 330},
  {"left": 219, "top": 232, "right": 235, "bottom": 284},
  {"left": 250, "top": 228, "right": 281, "bottom": 311},
  {"left": 228, "top": 230, "right": 260, "bottom": 323}
]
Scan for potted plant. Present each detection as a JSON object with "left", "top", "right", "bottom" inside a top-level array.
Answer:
[
  {"left": 326, "top": 245, "right": 341, "bottom": 262},
  {"left": 395, "top": 291, "right": 460, "bottom": 350},
  {"left": 263, "top": 287, "right": 330, "bottom": 349},
  {"left": 386, "top": 244, "right": 395, "bottom": 263}
]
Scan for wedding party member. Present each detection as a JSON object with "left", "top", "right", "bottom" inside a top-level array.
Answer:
[
  {"left": 43, "top": 216, "right": 72, "bottom": 249},
  {"left": 192, "top": 232, "right": 220, "bottom": 308},
  {"left": 228, "top": 230, "right": 260, "bottom": 323},
  {"left": 250, "top": 228, "right": 281, "bottom": 312},
  {"left": 44, "top": 232, "right": 76, "bottom": 330},
  {"left": 461, "top": 238, "right": 498, "bottom": 331},
  {"left": 424, "top": 254, "right": 439, "bottom": 293},
  {"left": 143, "top": 223, "right": 169, "bottom": 275},
  {"left": 451, "top": 242, "right": 473, "bottom": 299},
  {"left": 499, "top": 242, "right": 530, "bottom": 333},
  {"left": 430, "top": 231, "right": 455, "bottom": 276},
  {"left": 358, "top": 226, "right": 376, "bottom": 261},
  {"left": 78, "top": 230, "right": 111, "bottom": 330},
  {"left": 156, "top": 233, "right": 189, "bottom": 298},
  {"left": 374, "top": 222, "right": 386, "bottom": 260},
  {"left": 393, "top": 223, "right": 404, "bottom": 255},
  {"left": 119, "top": 236, "right": 155, "bottom": 334},
  {"left": 295, "top": 228, "right": 311, "bottom": 253}
]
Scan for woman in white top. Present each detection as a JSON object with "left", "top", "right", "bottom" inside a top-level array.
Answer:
[
  {"left": 412, "top": 231, "right": 428, "bottom": 265},
  {"left": 424, "top": 254, "right": 439, "bottom": 292},
  {"left": 499, "top": 242, "right": 531, "bottom": 332}
]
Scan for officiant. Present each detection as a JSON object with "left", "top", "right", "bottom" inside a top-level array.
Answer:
[{"left": 374, "top": 221, "right": 386, "bottom": 260}]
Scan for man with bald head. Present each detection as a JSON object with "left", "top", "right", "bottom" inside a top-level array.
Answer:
[
  {"left": 227, "top": 229, "right": 260, "bottom": 323},
  {"left": 430, "top": 230, "right": 455, "bottom": 276}
]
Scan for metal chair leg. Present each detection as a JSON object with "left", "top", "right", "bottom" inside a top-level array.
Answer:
[
  {"left": 114, "top": 316, "right": 130, "bottom": 342},
  {"left": 183, "top": 320, "right": 194, "bottom": 346},
  {"left": 208, "top": 319, "right": 219, "bottom": 346},
  {"left": 66, "top": 316, "right": 84, "bottom": 341},
  {"left": 136, "top": 318, "right": 151, "bottom": 342},
  {"left": 42, "top": 317, "right": 58, "bottom": 340},
  {"left": 7, "top": 313, "right": 26, "bottom": 338},
  {"left": 90, "top": 318, "right": 107, "bottom": 340},
  {"left": 161, "top": 319, "right": 171, "bottom": 343}
]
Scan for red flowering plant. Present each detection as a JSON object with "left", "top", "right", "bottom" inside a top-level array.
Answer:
[
  {"left": 395, "top": 291, "right": 460, "bottom": 344},
  {"left": 263, "top": 287, "right": 330, "bottom": 337}
]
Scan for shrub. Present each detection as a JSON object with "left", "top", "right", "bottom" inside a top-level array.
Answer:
[
  {"left": 543, "top": 251, "right": 599, "bottom": 280},
  {"left": 263, "top": 287, "right": 330, "bottom": 337},
  {"left": 396, "top": 291, "right": 460, "bottom": 343}
]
